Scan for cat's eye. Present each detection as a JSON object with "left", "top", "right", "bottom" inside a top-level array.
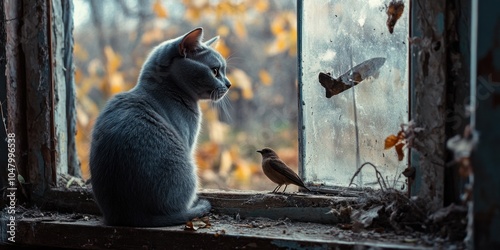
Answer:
[{"left": 211, "top": 67, "right": 219, "bottom": 77}]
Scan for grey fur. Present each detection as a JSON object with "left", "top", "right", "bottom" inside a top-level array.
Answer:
[{"left": 90, "top": 28, "right": 230, "bottom": 227}]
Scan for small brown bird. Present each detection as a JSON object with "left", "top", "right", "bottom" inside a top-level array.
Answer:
[{"left": 257, "top": 148, "right": 310, "bottom": 193}]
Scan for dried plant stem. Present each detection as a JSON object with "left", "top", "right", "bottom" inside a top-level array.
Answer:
[{"left": 349, "top": 162, "right": 388, "bottom": 191}]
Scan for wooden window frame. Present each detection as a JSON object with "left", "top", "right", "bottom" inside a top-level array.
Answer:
[{"left": 1, "top": 0, "right": 499, "bottom": 249}]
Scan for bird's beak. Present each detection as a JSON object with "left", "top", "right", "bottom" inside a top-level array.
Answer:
[{"left": 256, "top": 150, "right": 262, "bottom": 153}]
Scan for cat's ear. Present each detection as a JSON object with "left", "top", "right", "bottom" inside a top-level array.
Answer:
[
  {"left": 205, "top": 36, "right": 220, "bottom": 48},
  {"left": 179, "top": 27, "right": 204, "bottom": 57}
]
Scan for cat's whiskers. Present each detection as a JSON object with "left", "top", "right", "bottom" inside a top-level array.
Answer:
[
  {"left": 209, "top": 88, "right": 232, "bottom": 123},
  {"left": 225, "top": 53, "right": 244, "bottom": 69},
  {"left": 219, "top": 96, "right": 232, "bottom": 123}
]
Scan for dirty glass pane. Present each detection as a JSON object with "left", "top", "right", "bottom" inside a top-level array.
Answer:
[{"left": 299, "top": 0, "right": 409, "bottom": 189}]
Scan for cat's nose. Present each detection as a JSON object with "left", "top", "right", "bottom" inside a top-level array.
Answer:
[{"left": 225, "top": 80, "right": 231, "bottom": 88}]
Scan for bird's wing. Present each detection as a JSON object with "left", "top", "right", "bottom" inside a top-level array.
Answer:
[{"left": 268, "top": 159, "right": 306, "bottom": 187}]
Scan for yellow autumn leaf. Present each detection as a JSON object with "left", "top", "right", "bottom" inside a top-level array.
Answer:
[
  {"left": 183, "top": 0, "right": 207, "bottom": 9},
  {"left": 108, "top": 72, "right": 126, "bottom": 95},
  {"left": 215, "top": 39, "right": 231, "bottom": 58},
  {"left": 73, "top": 43, "right": 88, "bottom": 61},
  {"left": 266, "top": 34, "right": 288, "bottom": 56},
  {"left": 152, "top": 0, "right": 168, "bottom": 18},
  {"left": 76, "top": 105, "right": 89, "bottom": 127},
  {"left": 233, "top": 161, "right": 252, "bottom": 183},
  {"left": 185, "top": 8, "right": 202, "bottom": 22},
  {"left": 208, "top": 120, "right": 229, "bottom": 144},
  {"left": 195, "top": 142, "right": 220, "bottom": 170},
  {"left": 228, "top": 145, "right": 241, "bottom": 162},
  {"left": 228, "top": 69, "right": 253, "bottom": 99},
  {"left": 259, "top": 70, "right": 273, "bottom": 86},
  {"left": 267, "top": 12, "right": 297, "bottom": 56},
  {"left": 141, "top": 27, "right": 164, "bottom": 45},
  {"left": 75, "top": 105, "right": 93, "bottom": 181},
  {"left": 219, "top": 150, "right": 232, "bottom": 177},
  {"left": 217, "top": 25, "right": 230, "bottom": 37},
  {"left": 255, "top": 0, "right": 269, "bottom": 13},
  {"left": 234, "top": 20, "right": 247, "bottom": 39},
  {"left": 104, "top": 46, "right": 121, "bottom": 74},
  {"left": 202, "top": 104, "right": 218, "bottom": 121},
  {"left": 78, "top": 150, "right": 90, "bottom": 180},
  {"left": 270, "top": 15, "right": 285, "bottom": 35},
  {"left": 74, "top": 68, "right": 83, "bottom": 84}
]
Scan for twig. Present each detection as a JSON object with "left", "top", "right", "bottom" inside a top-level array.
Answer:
[{"left": 349, "top": 162, "right": 388, "bottom": 191}]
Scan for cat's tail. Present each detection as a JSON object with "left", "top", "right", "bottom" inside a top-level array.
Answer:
[{"left": 141, "top": 199, "right": 212, "bottom": 227}]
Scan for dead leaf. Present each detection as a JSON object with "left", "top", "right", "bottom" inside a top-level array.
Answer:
[
  {"left": 104, "top": 46, "right": 121, "bottom": 74},
  {"left": 351, "top": 205, "right": 383, "bottom": 228},
  {"left": 108, "top": 72, "right": 127, "bottom": 94},
  {"left": 458, "top": 159, "right": 472, "bottom": 178},
  {"left": 200, "top": 216, "right": 211, "bottom": 227},
  {"left": 141, "top": 27, "right": 164, "bottom": 45},
  {"left": 384, "top": 134, "right": 399, "bottom": 149},
  {"left": 402, "top": 166, "right": 415, "bottom": 178},
  {"left": 254, "top": 0, "right": 269, "bottom": 13},
  {"left": 184, "top": 217, "right": 210, "bottom": 231},
  {"left": 217, "top": 25, "right": 230, "bottom": 37},
  {"left": 234, "top": 19, "right": 247, "bottom": 39},
  {"left": 259, "top": 70, "right": 273, "bottom": 86},
  {"left": 395, "top": 143, "right": 405, "bottom": 161},
  {"left": 214, "top": 229, "right": 226, "bottom": 237},
  {"left": 74, "top": 43, "right": 89, "bottom": 61},
  {"left": 184, "top": 221, "right": 197, "bottom": 231},
  {"left": 227, "top": 68, "right": 253, "bottom": 99},
  {"left": 219, "top": 149, "right": 232, "bottom": 177},
  {"left": 386, "top": 0, "right": 405, "bottom": 34},
  {"left": 267, "top": 12, "right": 297, "bottom": 56},
  {"left": 152, "top": 0, "right": 168, "bottom": 18}
]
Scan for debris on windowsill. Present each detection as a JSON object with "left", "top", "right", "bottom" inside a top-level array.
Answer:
[
  {"left": 6, "top": 188, "right": 467, "bottom": 249},
  {"left": 7, "top": 205, "right": 465, "bottom": 249}
]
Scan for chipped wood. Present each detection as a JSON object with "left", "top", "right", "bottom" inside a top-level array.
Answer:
[{"left": 409, "top": 0, "right": 447, "bottom": 212}]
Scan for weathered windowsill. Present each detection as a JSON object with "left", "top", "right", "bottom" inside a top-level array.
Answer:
[
  {"left": 5, "top": 188, "right": 463, "bottom": 249},
  {"left": 13, "top": 216, "right": 427, "bottom": 249}
]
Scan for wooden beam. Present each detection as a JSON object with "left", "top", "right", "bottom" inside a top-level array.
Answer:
[
  {"left": 21, "top": 0, "right": 56, "bottom": 197},
  {"left": 3, "top": 0, "right": 30, "bottom": 203},
  {"left": 409, "top": 0, "right": 447, "bottom": 212}
]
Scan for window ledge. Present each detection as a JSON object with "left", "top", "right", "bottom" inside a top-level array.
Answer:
[
  {"left": 11, "top": 215, "right": 432, "bottom": 249},
  {"left": 3, "top": 187, "right": 465, "bottom": 249}
]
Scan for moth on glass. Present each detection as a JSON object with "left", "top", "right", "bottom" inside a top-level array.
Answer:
[{"left": 318, "top": 57, "right": 386, "bottom": 98}]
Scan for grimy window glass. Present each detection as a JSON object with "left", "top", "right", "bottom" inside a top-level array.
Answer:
[{"left": 299, "top": 0, "right": 409, "bottom": 188}]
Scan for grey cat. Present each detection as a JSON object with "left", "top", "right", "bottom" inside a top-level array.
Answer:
[{"left": 89, "top": 27, "right": 231, "bottom": 227}]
